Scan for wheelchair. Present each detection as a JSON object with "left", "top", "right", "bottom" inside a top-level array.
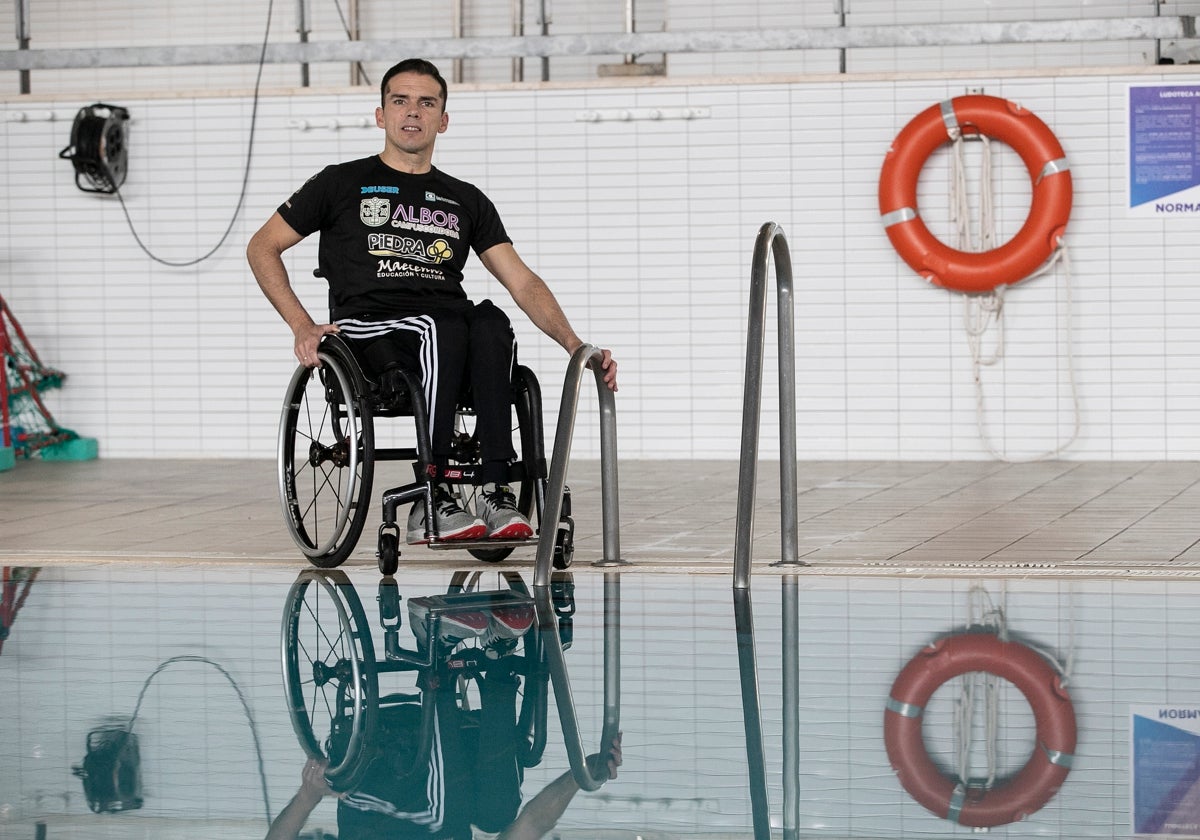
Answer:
[
  {"left": 277, "top": 332, "right": 575, "bottom": 575},
  {"left": 280, "top": 568, "right": 576, "bottom": 792}
]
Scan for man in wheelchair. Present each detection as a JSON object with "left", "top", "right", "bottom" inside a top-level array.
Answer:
[
  {"left": 267, "top": 595, "right": 623, "bottom": 840},
  {"left": 247, "top": 57, "right": 617, "bottom": 545},
  {"left": 266, "top": 742, "right": 621, "bottom": 840}
]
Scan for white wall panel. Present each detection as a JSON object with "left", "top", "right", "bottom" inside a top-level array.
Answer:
[{"left": 4, "top": 58, "right": 1200, "bottom": 460}]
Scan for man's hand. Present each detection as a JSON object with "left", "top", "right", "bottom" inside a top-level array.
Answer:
[
  {"left": 587, "top": 348, "right": 618, "bottom": 392},
  {"left": 497, "top": 733, "right": 624, "bottom": 840},
  {"left": 264, "top": 758, "right": 335, "bottom": 840},
  {"left": 294, "top": 323, "right": 341, "bottom": 368},
  {"left": 298, "top": 757, "right": 335, "bottom": 801},
  {"left": 585, "top": 732, "right": 623, "bottom": 781}
]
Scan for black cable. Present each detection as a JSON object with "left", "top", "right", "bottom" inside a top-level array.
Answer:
[
  {"left": 110, "top": 0, "right": 276, "bottom": 267},
  {"left": 125, "top": 654, "right": 274, "bottom": 826}
]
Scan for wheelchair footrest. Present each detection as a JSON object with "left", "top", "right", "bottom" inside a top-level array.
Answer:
[
  {"left": 412, "top": 589, "right": 532, "bottom": 611},
  {"left": 425, "top": 536, "right": 538, "bottom": 551}
]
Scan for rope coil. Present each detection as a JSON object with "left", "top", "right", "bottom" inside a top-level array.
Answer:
[{"left": 949, "top": 132, "right": 1081, "bottom": 462}]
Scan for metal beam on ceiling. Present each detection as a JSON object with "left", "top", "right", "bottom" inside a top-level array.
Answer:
[{"left": 0, "top": 16, "right": 1194, "bottom": 71}]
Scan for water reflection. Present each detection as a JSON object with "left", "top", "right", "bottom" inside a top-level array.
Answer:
[
  {"left": 3, "top": 566, "right": 1200, "bottom": 838},
  {"left": 275, "top": 569, "right": 620, "bottom": 839}
]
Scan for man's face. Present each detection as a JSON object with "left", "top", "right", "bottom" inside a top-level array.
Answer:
[{"left": 375, "top": 71, "right": 448, "bottom": 156}]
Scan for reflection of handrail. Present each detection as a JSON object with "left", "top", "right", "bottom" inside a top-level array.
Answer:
[
  {"left": 534, "top": 574, "right": 621, "bottom": 791},
  {"left": 535, "top": 343, "right": 625, "bottom": 587},
  {"left": 781, "top": 576, "right": 800, "bottom": 840},
  {"left": 734, "top": 579, "right": 801, "bottom": 839},
  {"left": 734, "top": 222, "right": 803, "bottom": 590},
  {"left": 733, "top": 587, "right": 771, "bottom": 840}
]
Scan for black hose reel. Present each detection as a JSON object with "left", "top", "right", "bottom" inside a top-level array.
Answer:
[
  {"left": 59, "top": 103, "right": 130, "bottom": 194},
  {"left": 71, "top": 725, "right": 144, "bottom": 813}
]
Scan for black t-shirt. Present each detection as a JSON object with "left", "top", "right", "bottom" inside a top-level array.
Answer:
[
  {"left": 336, "top": 704, "right": 500, "bottom": 840},
  {"left": 277, "top": 156, "right": 512, "bottom": 319}
]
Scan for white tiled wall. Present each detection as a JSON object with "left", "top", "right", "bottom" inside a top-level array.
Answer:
[
  {"left": 2, "top": 0, "right": 1200, "bottom": 461},
  {"left": 3, "top": 65, "right": 1199, "bottom": 461}
]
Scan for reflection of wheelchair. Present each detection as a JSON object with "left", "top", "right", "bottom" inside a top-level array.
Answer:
[
  {"left": 281, "top": 569, "right": 577, "bottom": 792},
  {"left": 277, "top": 332, "right": 575, "bottom": 574}
]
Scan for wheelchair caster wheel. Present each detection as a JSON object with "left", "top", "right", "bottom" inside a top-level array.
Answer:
[
  {"left": 377, "top": 532, "right": 399, "bottom": 576},
  {"left": 553, "top": 516, "right": 575, "bottom": 570},
  {"left": 552, "top": 574, "right": 575, "bottom": 649}
]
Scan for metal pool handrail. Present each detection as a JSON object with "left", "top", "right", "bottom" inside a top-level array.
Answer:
[
  {"left": 534, "top": 342, "right": 625, "bottom": 588},
  {"left": 734, "top": 222, "right": 803, "bottom": 590},
  {"left": 534, "top": 573, "right": 622, "bottom": 792}
]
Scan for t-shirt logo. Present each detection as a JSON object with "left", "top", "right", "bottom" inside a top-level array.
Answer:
[
  {"left": 360, "top": 197, "right": 391, "bottom": 227},
  {"left": 427, "top": 239, "right": 453, "bottom": 262}
]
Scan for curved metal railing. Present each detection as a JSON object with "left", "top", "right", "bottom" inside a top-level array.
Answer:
[
  {"left": 535, "top": 573, "right": 622, "bottom": 792},
  {"left": 529, "top": 343, "right": 622, "bottom": 792},
  {"left": 734, "top": 222, "right": 803, "bottom": 590},
  {"left": 534, "top": 342, "right": 625, "bottom": 587}
]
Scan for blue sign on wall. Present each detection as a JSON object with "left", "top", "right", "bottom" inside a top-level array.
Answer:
[
  {"left": 1129, "top": 84, "right": 1200, "bottom": 216},
  {"left": 1132, "top": 706, "right": 1200, "bottom": 836}
]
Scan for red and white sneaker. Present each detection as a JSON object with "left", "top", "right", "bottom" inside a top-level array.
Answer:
[
  {"left": 477, "top": 484, "right": 534, "bottom": 539},
  {"left": 480, "top": 602, "right": 535, "bottom": 659},
  {"left": 489, "top": 603, "right": 535, "bottom": 639},
  {"left": 406, "top": 485, "right": 486, "bottom": 544},
  {"left": 408, "top": 598, "right": 490, "bottom": 648}
]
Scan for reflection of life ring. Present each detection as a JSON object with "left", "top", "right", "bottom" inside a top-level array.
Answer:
[
  {"left": 879, "top": 95, "right": 1072, "bottom": 294},
  {"left": 883, "top": 632, "right": 1076, "bottom": 828}
]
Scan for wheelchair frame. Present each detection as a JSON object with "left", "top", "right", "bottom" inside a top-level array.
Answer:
[
  {"left": 280, "top": 569, "right": 569, "bottom": 792},
  {"left": 277, "top": 333, "right": 575, "bottom": 574}
]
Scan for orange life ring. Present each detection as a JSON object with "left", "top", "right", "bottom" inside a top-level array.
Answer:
[
  {"left": 883, "top": 632, "right": 1076, "bottom": 828},
  {"left": 879, "top": 95, "right": 1072, "bottom": 294}
]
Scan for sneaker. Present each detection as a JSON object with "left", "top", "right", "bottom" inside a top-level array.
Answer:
[
  {"left": 489, "top": 603, "right": 534, "bottom": 639},
  {"left": 477, "top": 484, "right": 534, "bottom": 540},
  {"left": 479, "top": 603, "right": 534, "bottom": 659},
  {"left": 407, "top": 485, "right": 487, "bottom": 544},
  {"left": 408, "top": 598, "right": 490, "bottom": 648}
]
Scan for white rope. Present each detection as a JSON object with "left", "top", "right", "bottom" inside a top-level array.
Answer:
[
  {"left": 949, "top": 135, "right": 1081, "bottom": 462},
  {"left": 951, "top": 134, "right": 997, "bottom": 254},
  {"left": 1021, "top": 585, "right": 1078, "bottom": 690},
  {"left": 954, "top": 584, "right": 1006, "bottom": 788},
  {"left": 952, "top": 584, "right": 1077, "bottom": 792}
]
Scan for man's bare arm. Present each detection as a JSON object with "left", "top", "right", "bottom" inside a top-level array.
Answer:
[
  {"left": 265, "top": 759, "right": 334, "bottom": 840},
  {"left": 247, "top": 212, "right": 339, "bottom": 366},
  {"left": 479, "top": 242, "right": 617, "bottom": 391},
  {"left": 497, "top": 734, "right": 622, "bottom": 840}
]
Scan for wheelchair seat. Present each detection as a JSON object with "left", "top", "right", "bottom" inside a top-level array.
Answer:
[{"left": 277, "top": 333, "right": 575, "bottom": 574}]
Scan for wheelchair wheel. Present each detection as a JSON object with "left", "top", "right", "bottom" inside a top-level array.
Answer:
[
  {"left": 459, "top": 365, "right": 543, "bottom": 563},
  {"left": 278, "top": 346, "right": 375, "bottom": 568},
  {"left": 281, "top": 570, "right": 379, "bottom": 792}
]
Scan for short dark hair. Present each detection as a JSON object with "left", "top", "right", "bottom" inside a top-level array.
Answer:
[{"left": 380, "top": 58, "right": 448, "bottom": 108}]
